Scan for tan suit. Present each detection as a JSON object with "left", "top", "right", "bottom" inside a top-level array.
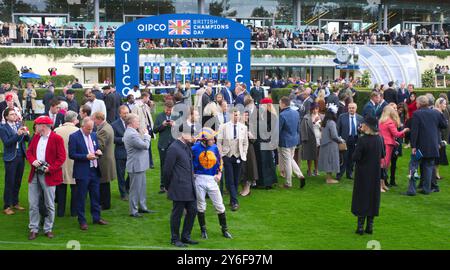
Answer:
[
  {"left": 97, "top": 121, "right": 117, "bottom": 183},
  {"left": 54, "top": 122, "right": 79, "bottom": 184},
  {"left": 132, "top": 100, "right": 154, "bottom": 137},
  {"left": 23, "top": 88, "right": 37, "bottom": 110},
  {"left": 217, "top": 121, "right": 249, "bottom": 160}
]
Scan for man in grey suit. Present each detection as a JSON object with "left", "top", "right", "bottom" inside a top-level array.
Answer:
[{"left": 123, "top": 113, "right": 154, "bottom": 218}]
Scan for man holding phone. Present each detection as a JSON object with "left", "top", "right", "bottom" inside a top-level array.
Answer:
[
  {"left": 154, "top": 100, "right": 176, "bottom": 194},
  {"left": 69, "top": 117, "right": 108, "bottom": 230}
]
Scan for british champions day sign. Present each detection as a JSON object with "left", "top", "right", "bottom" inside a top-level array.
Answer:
[{"left": 115, "top": 14, "right": 251, "bottom": 96}]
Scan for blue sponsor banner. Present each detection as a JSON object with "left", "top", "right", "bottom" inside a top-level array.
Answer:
[
  {"left": 115, "top": 14, "right": 251, "bottom": 96},
  {"left": 175, "top": 64, "right": 182, "bottom": 82},
  {"left": 194, "top": 63, "right": 202, "bottom": 81},
  {"left": 164, "top": 63, "right": 172, "bottom": 82},
  {"left": 144, "top": 62, "right": 152, "bottom": 82},
  {"left": 185, "top": 65, "right": 192, "bottom": 82},
  {"left": 211, "top": 63, "right": 219, "bottom": 80},
  {"left": 220, "top": 63, "right": 227, "bottom": 80},
  {"left": 203, "top": 64, "right": 210, "bottom": 80},
  {"left": 152, "top": 63, "right": 161, "bottom": 81}
]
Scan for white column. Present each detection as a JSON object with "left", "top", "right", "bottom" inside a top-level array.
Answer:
[
  {"left": 94, "top": 0, "right": 100, "bottom": 29},
  {"left": 383, "top": 4, "right": 388, "bottom": 31},
  {"left": 294, "top": 0, "right": 301, "bottom": 29},
  {"left": 198, "top": 0, "right": 205, "bottom": 14}
]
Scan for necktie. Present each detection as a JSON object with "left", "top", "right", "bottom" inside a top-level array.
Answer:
[
  {"left": 233, "top": 124, "right": 237, "bottom": 139},
  {"left": 87, "top": 135, "right": 98, "bottom": 168},
  {"left": 223, "top": 113, "right": 227, "bottom": 123},
  {"left": 351, "top": 116, "right": 356, "bottom": 136}
]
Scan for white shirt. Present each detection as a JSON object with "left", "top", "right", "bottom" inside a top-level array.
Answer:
[
  {"left": 82, "top": 133, "right": 97, "bottom": 168},
  {"left": 129, "top": 89, "right": 141, "bottom": 99},
  {"left": 87, "top": 99, "right": 107, "bottom": 118},
  {"left": 37, "top": 133, "right": 50, "bottom": 162}
]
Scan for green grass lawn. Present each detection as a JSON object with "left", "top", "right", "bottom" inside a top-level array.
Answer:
[
  {"left": 1, "top": 142, "right": 450, "bottom": 250},
  {"left": 1, "top": 117, "right": 450, "bottom": 250}
]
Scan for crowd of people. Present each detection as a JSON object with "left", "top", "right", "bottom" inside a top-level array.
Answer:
[
  {"left": 1, "top": 21, "right": 449, "bottom": 50},
  {"left": 435, "top": 64, "right": 450, "bottom": 75},
  {"left": 0, "top": 75, "right": 449, "bottom": 245}
]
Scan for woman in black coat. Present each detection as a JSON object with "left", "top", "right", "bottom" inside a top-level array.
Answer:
[{"left": 351, "top": 116, "right": 385, "bottom": 235}]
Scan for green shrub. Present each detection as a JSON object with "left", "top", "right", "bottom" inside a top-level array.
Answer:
[
  {"left": 421, "top": 69, "right": 435, "bottom": 88},
  {"left": 0, "top": 61, "right": 19, "bottom": 85},
  {"left": 360, "top": 70, "right": 371, "bottom": 88}
]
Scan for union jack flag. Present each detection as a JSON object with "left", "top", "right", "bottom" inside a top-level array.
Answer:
[{"left": 168, "top": 20, "right": 191, "bottom": 35}]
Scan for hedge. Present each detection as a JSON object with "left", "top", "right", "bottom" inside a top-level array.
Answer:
[
  {"left": 270, "top": 87, "right": 450, "bottom": 114},
  {"left": 417, "top": 50, "right": 450, "bottom": 59},
  {"left": 21, "top": 75, "right": 77, "bottom": 87},
  {"left": 0, "top": 47, "right": 334, "bottom": 60},
  {"left": 1, "top": 47, "right": 448, "bottom": 60}
]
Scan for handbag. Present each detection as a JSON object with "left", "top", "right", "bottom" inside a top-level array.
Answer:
[{"left": 338, "top": 141, "right": 347, "bottom": 151}]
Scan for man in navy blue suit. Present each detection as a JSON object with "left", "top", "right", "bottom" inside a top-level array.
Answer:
[
  {"left": 0, "top": 108, "right": 29, "bottom": 215},
  {"left": 336, "top": 103, "right": 364, "bottom": 180},
  {"left": 410, "top": 95, "right": 448, "bottom": 195},
  {"left": 233, "top": 84, "right": 246, "bottom": 107},
  {"left": 362, "top": 91, "right": 381, "bottom": 119},
  {"left": 69, "top": 117, "right": 108, "bottom": 230},
  {"left": 220, "top": 80, "right": 234, "bottom": 105},
  {"left": 111, "top": 105, "right": 130, "bottom": 201}
]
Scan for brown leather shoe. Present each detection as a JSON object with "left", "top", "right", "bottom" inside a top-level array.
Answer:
[
  {"left": 28, "top": 232, "right": 38, "bottom": 240},
  {"left": 80, "top": 224, "right": 88, "bottom": 230},
  {"left": 94, "top": 219, "right": 108, "bottom": 225},
  {"left": 13, "top": 204, "right": 25, "bottom": 211},
  {"left": 3, "top": 208, "right": 15, "bottom": 215},
  {"left": 45, "top": 232, "right": 54, "bottom": 239}
]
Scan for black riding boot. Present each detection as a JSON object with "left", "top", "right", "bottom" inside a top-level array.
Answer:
[
  {"left": 197, "top": 212, "right": 208, "bottom": 239},
  {"left": 356, "top": 216, "right": 365, "bottom": 235},
  {"left": 365, "top": 216, "right": 374, "bottom": 234},
  {"left": 218, "top": 212, "right": 232, "bottom": 238}
]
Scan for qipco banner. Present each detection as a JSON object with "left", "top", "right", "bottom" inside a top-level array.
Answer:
[
  {"left": 164, "top": 63, "right": 172, "bottom": 82},
  {"left": 152, "top": 63, "right": 160, "bottom": 81},
  {"left": 144, "top": 62, "right": 152, "bottom": 82},
  {"left": 194, "top": 63, "right": 202, "bottom": 81},
  {"left": 211, "top": 63, "right": 219, "bottom": 81},
  {"left": 185, "top": 65, "right": 192, "bottom": 82},
  {"left": 115, "top": 14, "right": 251, "bottom": 96},
  {"left": 220, "top": 63, "right": 227, "bottom": 80},
  {"left": 175, "top": 64, "right": 182, "bottom": 82},
  {"left": 203, "top": 64, "right": 210, "bottom": 80}
]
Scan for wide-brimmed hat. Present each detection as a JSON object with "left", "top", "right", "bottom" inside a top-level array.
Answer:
[{"left": 362, "top": 116, "right": 378, "bottom": 132}]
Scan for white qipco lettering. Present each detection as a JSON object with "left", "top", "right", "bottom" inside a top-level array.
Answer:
[
  {"left": 137, "top": 24, "right": 167, "bottom": 32},
  {"left": 234, "top": 40, "right": 245, "bottom": 82},
  {"left": 121, "top": 41, "right": 132, "bottom": 95}
]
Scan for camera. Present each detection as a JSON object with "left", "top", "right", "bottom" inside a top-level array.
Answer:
[{"left": 36, "top": 160, "right": 50, "bottom": 174}]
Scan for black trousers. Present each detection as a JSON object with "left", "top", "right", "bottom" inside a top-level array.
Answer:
[
  {"left": 148, "top": 141, "right": 154, "bottom": 167},
  {"left": 338, "top": 136, "right": 357, "bottom": 178},
  {"left": 3, "top": 156, "right": 25, "bottom": 209},
  {"left": 55, "top": 183, "right": 78, "bottom": 217},
  {"left": 100, "top": 182, "right": 111, "bottom": 210},
  {"left": 115, "top": 158, "right": 130, "bottom": 198},
  {"left": 170, "top": 201, "right": 197, "bottom": 242},
  {"left": 223, "top": 156, "right": 242, "bottom": 206},
  {"left": 158, "top": 147, "right": 167, "bottom": 188},
  {"left": 390, "top": 154, "right": 398, "bottom": 185}
]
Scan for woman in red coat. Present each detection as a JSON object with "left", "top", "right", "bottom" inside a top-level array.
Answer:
[{"left": 378, "top": 105, "right": 409, "bottom": 192}]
